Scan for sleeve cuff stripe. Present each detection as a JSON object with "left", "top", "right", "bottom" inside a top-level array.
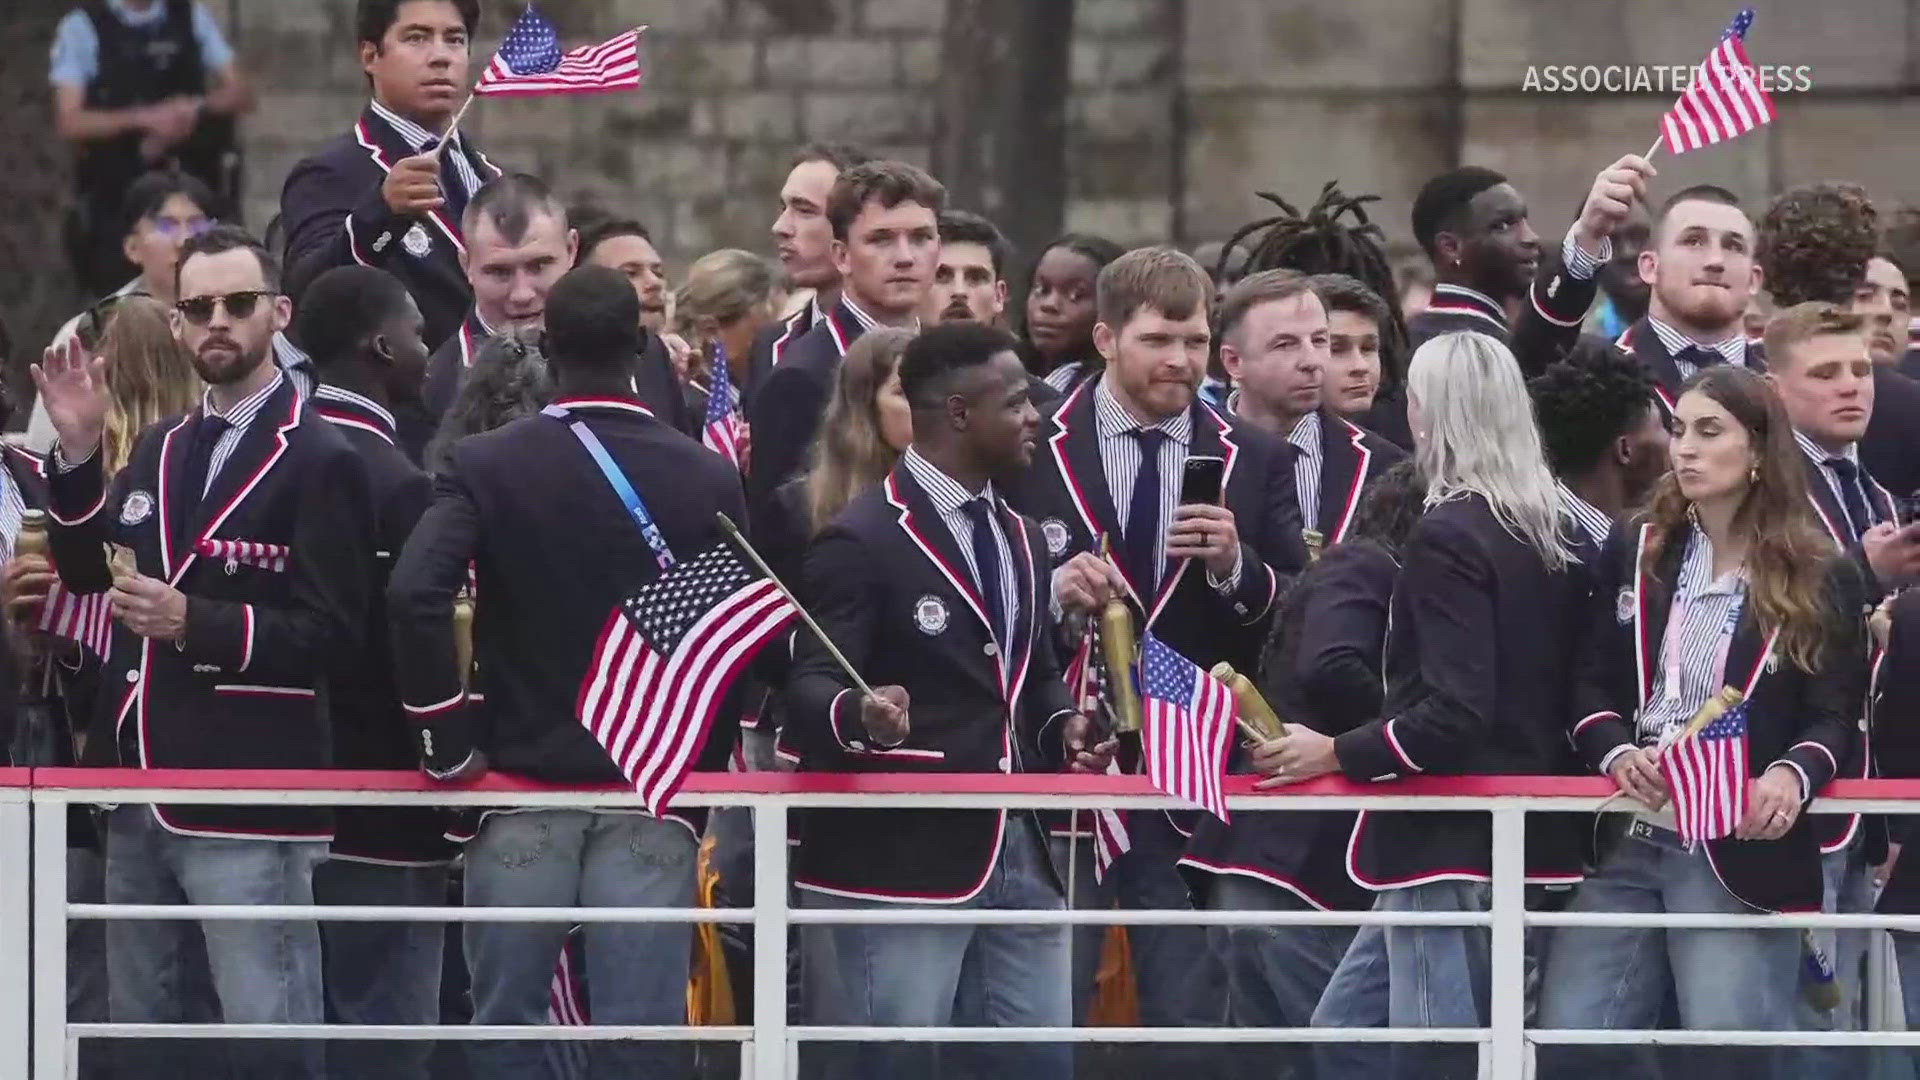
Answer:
[
  {"left": 1383, "top": 719, "right": 1422, "bottom": 773},
  {"left": 405, "top": 691, "right": 466, "bottom": 717},
  {"left": 1788, "top": 740, "right": 1838, "bottom": 774},
  {"left": 50, "top": 489, "right": 107, "bottom": 527},
  {"left": 1530, "top": 287, "right": 1586, "bottom": 327},
  {"left": 1573, "top": 711, "right": 1620, "bottom": 737}
]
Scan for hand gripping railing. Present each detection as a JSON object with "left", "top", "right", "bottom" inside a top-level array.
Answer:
[{"left": 17, "top": 768, "right": 1920, "bottom": 1080}]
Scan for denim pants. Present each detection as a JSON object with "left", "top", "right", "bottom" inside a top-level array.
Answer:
[
  {"left": 1536, "top": 822, "right": 1803, "bottom": 1080},
  {"left": 1207, "top": 875, "right": 1357, "bottom": 1079},
  {"left": 1310, "top": 921, "right": 1393, "bottom": 1080},
  {"left": 462, "top": 808, "right": 697, "bottom": 1080},
  {"left": 315, "top": 858, "right": 450, "bottom": 1080},
  {"left": 104, "top": 804, "right": 328, "bottom": 1080},
  {"left": 802, "top": 818, "right": 1073, "bottom": 1080}
]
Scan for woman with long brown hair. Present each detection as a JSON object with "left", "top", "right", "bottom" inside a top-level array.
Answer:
[
  {"left": 1540, "top": 365, "right": 1868, "bottom": 1074},
  {"left": 93, "top": 296, "right": 203, "bottom": 477}
]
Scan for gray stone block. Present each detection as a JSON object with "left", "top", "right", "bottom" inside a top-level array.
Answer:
[
  {"left": 1185, "top": 0, "right": 1453, "bottom": 91},
  {"left": 1071, "top": 90, "right": 1171, "bottom": 141},
  {"left": 610, "top": 0, "right": 726, "bottom": 33},
  {"left": 647, "top": 38, "right": 759, "bottom": 89},
  {"left": 765, "top": 37, "right": 902, "bottom": 87},
  {"left": 801, "top": 92, "right": 933, "bottom": 140},
  {"left": 1066, "top": 198, "right": 1174, "bottom": 247},
  {"left": 1078, "top": 0, "right": 1166, "bottom": 36},
  {"left": 1773, "top": 98, "right": 1920, "bottom": 205},
  {"left": 720, "top": 92, "right": 805, "bottom": 139},
  {"left": 861, "top": 0, "right": 945, "bottom": 32},
  {"left": 1182, "top": 93, "right": 1453, "bottom": 247},
  {"left": 898, "top": 39, "right": 943, "bottom": 85}
]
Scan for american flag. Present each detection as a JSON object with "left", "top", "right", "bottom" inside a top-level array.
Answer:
[
  {"left": 576, "top": 541, "right": 797, "bottom": 815},
  {"left": 37, "top": 583, "right": 110, "bottom": 659},
  {"left": 1138, "top": 634, "right": 1236, "bottom": 823},
  {"left": 546, "top": 926, "right": 589, "bottom": 1025},
  {"left": 474, "top": 7, "right": 644, "bottom": 97},
  {"left": 1659, "top": 9, "right": 1775, "bottom": 154},
  {"left": 1659, "top": 699, "right": 1751, "bottom": 842},
  {"left": 702, "top": 346, "right": 746, "bottom": 471},
  {"left": 1064, "top": 615, "right": 1131, "bottom": 882}
]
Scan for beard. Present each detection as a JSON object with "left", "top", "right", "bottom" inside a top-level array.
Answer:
[{"left": 190, "top": 336, "right": 270, "bottom": 387}]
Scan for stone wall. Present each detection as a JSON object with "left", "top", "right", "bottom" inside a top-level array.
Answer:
[{"left": 6, "top": 0, "right": 1920, "bottom": 384}]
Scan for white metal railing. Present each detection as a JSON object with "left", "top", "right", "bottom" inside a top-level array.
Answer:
[{"left": 15, "top": 769, "right": 1920, "bottom": 1080}]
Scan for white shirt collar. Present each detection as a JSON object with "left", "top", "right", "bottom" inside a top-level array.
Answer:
[{"left": 369, "top": 99, "right": 455, "bottom": 156}]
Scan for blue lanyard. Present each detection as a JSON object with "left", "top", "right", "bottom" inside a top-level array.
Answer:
[{"left": 544, "top": 405, "right": 674, "bottom": 570}]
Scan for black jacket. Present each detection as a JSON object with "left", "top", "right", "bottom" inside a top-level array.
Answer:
[
  {"left": 280, "top": 105, "right": 503, "bottom": 351},
  {"left": 1799, "top": 451, "right": 1896, "bottom": 856},
  {"left": 745, "top": 300, "right": 867, "bottom": 524},
  {"left": 1306, "top": 410, "right": 1405, "bottom": 546},
  {"left": 786, "top": 461, "right": 1074, "bottom": 901},
  {"left": 1335, "top": 493, "right": 1589, "bottom": 887},
  {"left": 1181, "top": 538, "right": 1395, "bottom": 910},
  {"left": 313, "top": 387, "right": 453, "bottom": 865},
  {"left": 387, "top": 396, "right": 747, "bottom": 818},
  {"left": 744, "top": 304, "right": 817, "bottom": 405},
  {"left": 1873, "top": 588, "right": 1920, "bottom": 914},
  {"left": 1862, "top": 364, "right": 1920, "bottom": 501},
  {"left": 47, "top": 377, "right": 373, "bottom": 839},
  {"left": 1569, "top": 521, "right": 1867, "bottom": 913},
  {"left": 419, "top": 312, "right": 696, "bottom": 455},
  {"left": 1007, "top": 378, "right": 1306, "bottom": 841}
]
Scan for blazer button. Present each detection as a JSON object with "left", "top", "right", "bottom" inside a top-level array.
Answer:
[
  {"left": 983, "top": 643, "right": 999, "bottom": 658},
  {"left": 124, "top": 670, "right": 138, "bottom": 684},
  {"left": 997, "top": 756, "right": 1010, "bottom": 771}
]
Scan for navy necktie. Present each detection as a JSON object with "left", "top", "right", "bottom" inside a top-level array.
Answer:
[
  {"left": 1676, "top": 345, "right": 1724, "bottom": 374},
  {"left": 421, "top": 138, "right": 469, "bottom": 226},
  {"left": 180, "top": 414, "right": 231, "bottom": 515},
  {"left": 1827, "top": 457, "right": 1875, "bottom": 545},
  {"left": 1125, "top": 428, "right": 1168, "bottom": 596},
  {"left": 961, "top": 498, "right": 1006, "bottom": 647}
]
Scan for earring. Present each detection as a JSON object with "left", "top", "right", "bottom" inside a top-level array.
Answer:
[{"left": 1749, "top": 463, "right": 1759, "bottom": 483}]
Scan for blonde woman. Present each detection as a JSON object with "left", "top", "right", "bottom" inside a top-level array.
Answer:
[
  {"left": 94, "top": 296, "right": 204, "bottom": 477},
  {"left": 675, "top": 248, "right": 784, "bottom": 421}
]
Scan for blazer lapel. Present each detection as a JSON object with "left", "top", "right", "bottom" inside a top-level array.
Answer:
[
  {"left": 882, "top": 466, "right": 1005, "bottom": 694},
  {"left": 159, "top": 413, "right": 197, "bottom": 578},
  {"left": 823, "top": 300, "right": 866, "bottom": 359},
  {"left": 1046, "top": 379, "right": 1125, "bottom": 555},
  {"left": 1623, "top": 321, "right": 1682, "bottom": 417},
  {"left": 352, "top": 106, "right": 466, "bottom": 258},
  {"left": 177, "top": 381, "right": 302, "bottom": 586},
  {"left": 1801, "top": 457, "right": 1849, "bottom": 547},
  {"left": 1319, "top": 411, "right": 1371, "bottom": 545}
]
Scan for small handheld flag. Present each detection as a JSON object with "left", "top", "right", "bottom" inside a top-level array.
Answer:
[
  {"left": 577, "top": 541, "right": 797, "bottom": 815},
  {"left": 1658, "top": 692, "right": 1751, "bottom": 842},
  {"left": 475, "top": 7, "right": 644, "bottom": 96},
  {"left": 1654, "top": 9, "right": 1775, "bottom": 156},
  {"left": 1138, "top": 634, "right": 1237, "bottom": 823},
  {"left": 702, "top": 345, "right": 746, "bottom": 471},
  {"left": 38, "top": 583, "right": 110, "bottom": 659},
  {"left": 1064, "top": 610, "right": 1133, "bottom": 883}
]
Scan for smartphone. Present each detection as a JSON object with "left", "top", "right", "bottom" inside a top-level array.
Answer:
[
  {"left": 1181, "top": 455, "right": 1225, "bottom": 505},
  {"left": 1899, "top": 495, "right": 1920, "bottom": 527}
]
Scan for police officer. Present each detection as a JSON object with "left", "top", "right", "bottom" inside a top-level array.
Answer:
[{"left": 50, "top": 0, "right": 254, "bottom": 296}]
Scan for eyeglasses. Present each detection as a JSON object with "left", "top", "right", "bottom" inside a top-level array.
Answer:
[
  {"left": 174, "top": 291, "right": 274, "bottom": 325},
  {"left": 149, "top": 218, "right": 215, "bottom": 240}
]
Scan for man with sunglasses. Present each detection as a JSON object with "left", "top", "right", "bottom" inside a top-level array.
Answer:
[
  {"left": 33, "top": 224, "right": 372, "bottom": 1080},
  {"left": 29, "top": 172, "right": 313, "bottom": 454}
]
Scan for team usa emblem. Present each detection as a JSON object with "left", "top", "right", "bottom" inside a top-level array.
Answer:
[
  {"left": 402, "top": 223, "right": 432, "bottom": 257},
  {"left": 1615, "top": 587, "right": 1635, "bottom": 625},
  {"left": 1041, "top": 518, "right": 1071, "bottom": 557},
  {"left": 121, "top": 490, "right": 154, "bottom": 526},
  {"left": 913, "top": 595, "right": 948, "bottom": 636}
]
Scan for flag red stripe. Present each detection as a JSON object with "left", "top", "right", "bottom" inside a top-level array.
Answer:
[{"left": 626, "top": 585, "right": 785, "bottom": 798}]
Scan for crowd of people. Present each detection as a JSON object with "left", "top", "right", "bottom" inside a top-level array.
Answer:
[{"left": 18, "top": 1, "right": 1920, "bottom": 1080}]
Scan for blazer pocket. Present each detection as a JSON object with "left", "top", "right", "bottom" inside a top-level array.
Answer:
[{"left": 196, "top": 538, "right": 290, "bottom": 574}]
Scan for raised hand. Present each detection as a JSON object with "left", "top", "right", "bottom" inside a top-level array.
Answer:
[{"left": 30, "top": 336, "right": 110, "bottom": 461}]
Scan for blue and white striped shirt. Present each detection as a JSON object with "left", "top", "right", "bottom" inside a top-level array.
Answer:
[
  {"left": 1636, "top": 526, "right": 1746, "bottom": 746},
  {"left": 1092, "top": 375, "right": 1240, "bottom": 591},
  {"left": 198, "top": 370, "right": 286, "bottom": 494},
  {"left": 369, "top": 99, "right": 485, "bottom": 203}
]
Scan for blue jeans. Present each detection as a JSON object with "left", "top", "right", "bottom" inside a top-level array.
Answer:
[
  {"left": 802, "top": 819, "right": 1073, "bottom": 1080},
  {"left": 1311, "top": 922, "right": 1393, "bottom": 1080},
  {"left": 1208, "top": 875, "right": 1356, "bottom": 1079},
  {"left": 462, "top": 809, "right": 697, "bottom": 1080},
  {"left": 104, "top": 804, "right": 328, "bottom": 1080},
  {"left": 1536, "top": 822, "right": 1803, "bottom": 1079},
  {"left": 315, "top": 858, "right": 450, "bottom": 1080}
]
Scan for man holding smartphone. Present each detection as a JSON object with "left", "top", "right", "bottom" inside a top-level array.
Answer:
[
  {"left": 1215, "top": 270, "right": 1406, "bottom": 553},
  {"left": 1009, "top": 246, "right": 1307, "bottom": 1052}
]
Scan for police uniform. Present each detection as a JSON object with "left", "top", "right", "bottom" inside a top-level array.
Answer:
[{"left": 280, "top": 102, "right": 502, "bottom": 351}]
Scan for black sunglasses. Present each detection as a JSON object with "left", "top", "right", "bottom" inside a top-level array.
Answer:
[{"left": 175, "top": 290, "right": 275, "bottom": 325}]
